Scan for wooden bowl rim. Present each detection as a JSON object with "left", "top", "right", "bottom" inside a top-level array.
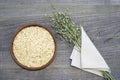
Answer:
[{"left": 10, "top": 24, "right": 56, "bottom": 71}]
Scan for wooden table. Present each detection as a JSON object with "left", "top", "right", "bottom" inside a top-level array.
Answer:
[{"left": 0, "top": 0, "right": 120, "bottom": 80}]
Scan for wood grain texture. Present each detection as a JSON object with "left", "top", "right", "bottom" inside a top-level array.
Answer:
[{"left": 0, "top": 0, "right": 120, "bottom": 80}]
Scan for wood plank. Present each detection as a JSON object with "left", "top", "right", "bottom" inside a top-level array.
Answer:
[{"left": 0, "top": 0, "right": 120, "bottom": 5}]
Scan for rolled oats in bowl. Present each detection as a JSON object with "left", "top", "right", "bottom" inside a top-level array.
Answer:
[{"left": 10, "top": 24, "right": 56, "bottom": 70}]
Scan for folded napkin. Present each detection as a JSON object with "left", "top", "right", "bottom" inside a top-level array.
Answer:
[{"left": 70, "top": 27, "right": 111, "bottom": 77}]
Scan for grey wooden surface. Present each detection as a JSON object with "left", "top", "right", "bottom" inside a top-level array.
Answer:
[{"left": 0, "top": 0, "right": 120, "bottom": 80}]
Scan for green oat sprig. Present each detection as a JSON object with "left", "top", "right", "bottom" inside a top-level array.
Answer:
[
  {"left": 102, "top": 71, "right": 115, "bottom": 80},
  {"left": 50, "top": 12, "right": 81, "bottom": 49},
  {"left": 50, "top": 11, "right": 115, "bottom": 80}
]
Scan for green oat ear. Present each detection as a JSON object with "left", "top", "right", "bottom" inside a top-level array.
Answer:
[{"left": 50, "top": 12, "right": 81, "bottom": 50}]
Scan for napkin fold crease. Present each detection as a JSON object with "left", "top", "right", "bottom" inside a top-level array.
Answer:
[{"left": 70, "top": 27, "right": 110, "bottom": 77}]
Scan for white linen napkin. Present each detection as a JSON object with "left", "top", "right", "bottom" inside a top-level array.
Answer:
[{"left": 70, "top": 27, "right": 111, "bottom": 77}]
